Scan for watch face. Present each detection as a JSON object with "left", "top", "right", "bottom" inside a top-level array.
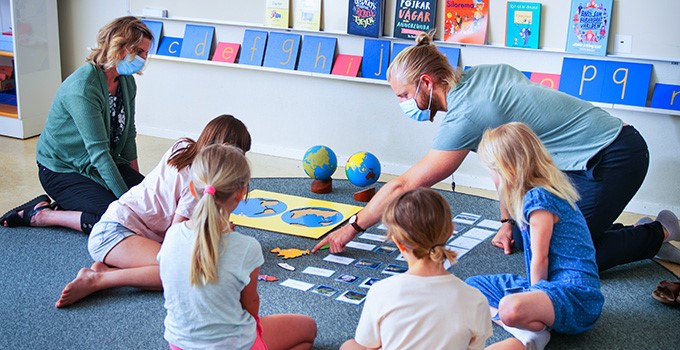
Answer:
[{"left": 349, "top": 215, "right": 357, "bottom": 224}]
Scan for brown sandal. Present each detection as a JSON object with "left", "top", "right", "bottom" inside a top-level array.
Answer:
[{"left": 651, "top": 280, "right": 680, "bottom": 306}]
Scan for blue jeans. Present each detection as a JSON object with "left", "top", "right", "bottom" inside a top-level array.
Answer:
[{"left": 513, "top": 126, "right": 664, "bottom": 271}]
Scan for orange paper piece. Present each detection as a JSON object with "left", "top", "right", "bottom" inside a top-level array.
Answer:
[{"left": 271, "top": 247, "right": 310, "bottom": 259}]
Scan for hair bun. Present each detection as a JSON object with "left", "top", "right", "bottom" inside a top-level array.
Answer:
[{"left": 415, "top": 32, "right": 432, "bottom": 46}]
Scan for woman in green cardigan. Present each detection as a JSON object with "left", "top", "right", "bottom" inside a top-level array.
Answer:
[{"left": 1, "top": 16, "right": 153, "bottom": 234}]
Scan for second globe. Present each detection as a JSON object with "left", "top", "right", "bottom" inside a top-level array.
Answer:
[{"left": 345, "top": 152, "right": 381, "bottom": 187}]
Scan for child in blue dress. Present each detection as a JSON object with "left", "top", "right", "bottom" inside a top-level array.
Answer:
[{"left": 466, "top": 122, "right": 604, "bottom": 350}]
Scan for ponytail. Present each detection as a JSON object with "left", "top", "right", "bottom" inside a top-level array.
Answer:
[{"left": 189, "top": 144, "right": 251, "bottom": 286}]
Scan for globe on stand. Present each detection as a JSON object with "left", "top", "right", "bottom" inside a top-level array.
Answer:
[
  {"left": 302, "top": 145, "right": 337, "bottom": 194},
  {"left": 345, "top": 151, "right": 381, "bottom": 202}
]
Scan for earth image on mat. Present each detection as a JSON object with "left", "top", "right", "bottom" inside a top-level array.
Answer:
[
  {"left": 233, "top": 197, "right": 288, "bottom": 218},
  {"left": 281, "top": 207, "right": 343, "bottom": 227}
]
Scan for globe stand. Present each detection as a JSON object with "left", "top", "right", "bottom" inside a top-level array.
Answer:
[
  {"left": 311, "top": 178, "right": 333, "bottom": 194},
  {"left": 353, "top": 187, "right": 375, "bottom": 202}
]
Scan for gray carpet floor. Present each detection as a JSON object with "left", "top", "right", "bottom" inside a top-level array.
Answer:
[{"left": 1, "top": 178, "right": 678, "bottom": 349}]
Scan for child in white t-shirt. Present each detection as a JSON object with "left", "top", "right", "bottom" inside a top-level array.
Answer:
[
  {"left": 159, "top": 144, "right": 316, "bottom": 350},
  {"left": 341, "top": 188, "right": 492, "bottom": 350},
  {"left": 56, "top": 115, "right": 252, "bottom": 308}
]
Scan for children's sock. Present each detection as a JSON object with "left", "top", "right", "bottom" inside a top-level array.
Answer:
[
  {"left": 654, "top": 242, "right": 680, "bottom": 264},
  {"left": 499, "top": 324, "right": 551, "bottom": 350}
]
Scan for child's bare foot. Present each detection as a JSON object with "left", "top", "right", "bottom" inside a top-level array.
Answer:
[
  {"left": 55, "top": 268, "right": 100, "bottom": 308},
  {"left": 90, "top": 261, "right": 117, "bottom": 273}
]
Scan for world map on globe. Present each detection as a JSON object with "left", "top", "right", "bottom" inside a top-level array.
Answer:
[
  {"left": 302, "top": 145, "right": 337, "bottom": 180},
  {"left": 281, "top": 207, "right": 344, "bottom": 227},
  {"left": 345, "top": 151, "right": 381, "bottom": 187},
  {"left": 233, "top": 198, "right": 288, "bottom": 218}
]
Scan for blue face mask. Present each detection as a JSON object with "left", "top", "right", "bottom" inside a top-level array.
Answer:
[
  {"left": 399, "top": 79, "right": 432, "bottom": 122},
  {"left": 116, "top": 53, "right": 146, "bottom": 75}
]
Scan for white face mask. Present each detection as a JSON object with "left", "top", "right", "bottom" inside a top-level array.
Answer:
[{"left": 399, "top": 79, "right": 432, "bottom": 122}]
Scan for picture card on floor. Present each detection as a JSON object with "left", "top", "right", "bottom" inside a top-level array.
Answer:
[
  {"left": 324, "top": 254, "right": 355, "bottom": 265},
  {"left": 449, "top": 236, "right": 483, "bottom": 250},
  {"left": 477, "top": 219, "right": 502, "bottom": 230},
  {"left": 374, "top": 245, "right": 398, "bottom": 255},
  {"left": 359, "top": 277, "right": 381, "bottom": 289},
  {"left": 280, "top": 279, "right": 314, "bottom": 291},
  {"left": 359, "top": 233, "right": 388, "bottom": 242},
  {"left": 346, "top": 241, "right": 377, "bottom": 251},
  {"left": 463, "top": 227, "right": 496, "bottom": 241},
  {"left": 376, "top": 223, "right": 387, "bottom": 230},
  {"left": 355, "top": 259, "right": 382, "bottom": 270},
  {"left": 453, "top": 224, "right": 468, "bottom": 235},
  {"left": 310, "top": 285, "right": 338, "bottom": 297},
  {"left": 382, "top": 264, "right": 408, "bottom": 275},
  {"left": 302, "top": 266, "right": 335, "bottom": 278},
  {"left": 335, "top": 274, "right": 360, "bottom": 284},
  {"left": 396, "top": 253, "right": 406, "bottom": 261},
  {"left": 453, "top": 212, "right": 481, "bottom": 225},
  {"left": 336, "top": 290, "right": 367, "bottom": 305}
]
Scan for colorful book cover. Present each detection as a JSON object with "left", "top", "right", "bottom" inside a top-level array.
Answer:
[
  {"left": 565, "top": 0, "right": 613, "bottom": 56},
  {"left": 264, "top": 0, "right": 290, "bottom": 28},
  {"left": 443, "top": 0, "right": 489, "bottom": 44},
  {"left": 393, "top": 0, "right": 437, "bottom": 40},
  {"left": 293, "top": 0, "right": 322, "bottom": 31},
  {"left": 347, "top": 0, "right": 385, "bottom": 38},
  {"left": 505, "top": 2, "right": 540, "bottom": 49}
]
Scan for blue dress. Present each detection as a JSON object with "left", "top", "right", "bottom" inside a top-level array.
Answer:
[{"left": 466, "top": 187, "right": 604, "bottom": 335}]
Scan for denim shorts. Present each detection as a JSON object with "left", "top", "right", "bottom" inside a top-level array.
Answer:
[{"left": 88, "top": 220, "right": 136, "bottom": 262}]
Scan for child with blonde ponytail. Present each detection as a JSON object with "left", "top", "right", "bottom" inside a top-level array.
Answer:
[
  {"left": 158, "top": 144, "right": 316, "bottom": 350},
  {"left": 467, "top": 122, "right": 604, "bottom": 350},
  {"left": 342, "top": 188, "right": 491, "bottom": 350}
]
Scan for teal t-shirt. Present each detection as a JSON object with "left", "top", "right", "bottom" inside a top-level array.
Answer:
[{"left": 432, "top": 64, "right": 622, "bottom": 171}]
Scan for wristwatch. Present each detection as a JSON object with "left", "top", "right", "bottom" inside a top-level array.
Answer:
[{"left": 348, "top": 214, "right": 366, "bottom": 233}]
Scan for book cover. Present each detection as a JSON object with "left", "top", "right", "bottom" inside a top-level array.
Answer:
[
  {"left": 565, "top": 0, "right": 613, "bottom": 56},
  {"left": 264, "top": 0, "right": 290, "bottom": 28},
  {"left": 393, "top": 0, "right": 437, "bottom": 40},
  {"left": 443, "top": 0, "right": 488, "bottom": 44},
  {"left": 293, "top": 0, "right": 322, "bottom": 31},
  {"left": 347, "top": 0, "right": 385, "bottom": 38},
  {"left": 505, "top": 2, "right": 540, "bottom": 49}
]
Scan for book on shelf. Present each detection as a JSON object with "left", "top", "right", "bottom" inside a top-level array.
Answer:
[
  {"left": 264, "top": 0, "right": 290, "bottom": 28},
  {"left": 443, "top": 0, "right": 489, "bottom": 44},
  {"left": 565, "top": 0, "right": 613, "bottom": 56},
  {"left": 505, "top": 1, "right": 540, "bottom": 49},
  {"left": 292, "top": 0, "right": 322, "bottom": 31},
  {"left": 393, "top": 0, "right": 437, "bottom": 40},
  {"left": 347, "top": 0, "right": 385, "bottom": 38}
]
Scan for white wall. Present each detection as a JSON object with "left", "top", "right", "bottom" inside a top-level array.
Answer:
[{"left": 57, "top": 0, "right": 680, "bottom": 215}]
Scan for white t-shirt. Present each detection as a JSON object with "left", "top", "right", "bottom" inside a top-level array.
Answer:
[
  {"left": 102, "top": 140, "right": 197, "bottom": 242},
  {"left": 158, "top": 223, "right": 264, "bottom": 350},
  {"left": 355, "top": 273, "right": 492, "bottom": 350}
]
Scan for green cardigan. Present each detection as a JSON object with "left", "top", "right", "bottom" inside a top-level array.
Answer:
[{"left": 36, "top": 63, "right": 138, "bottom": 198}]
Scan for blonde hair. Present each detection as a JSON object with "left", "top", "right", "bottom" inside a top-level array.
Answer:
[
  {"left": 86, "top": 16, "right": 153, "bottom": 71},
  {"left": 189, "top": 144, "right": 251, "bottom": 286},
  {"left": 383, "top": 188, "right": 457, "bottom": 265},
  {"left": 387, "top": 32, "right": 460, "bottom": 87},
  {"left": 477, "top": 122, "right": 580, "bottom": 226}
]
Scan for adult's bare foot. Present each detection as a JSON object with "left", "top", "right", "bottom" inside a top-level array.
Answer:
[{"left": 55, "top": 268, "right": 100, "bottom": 308}]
